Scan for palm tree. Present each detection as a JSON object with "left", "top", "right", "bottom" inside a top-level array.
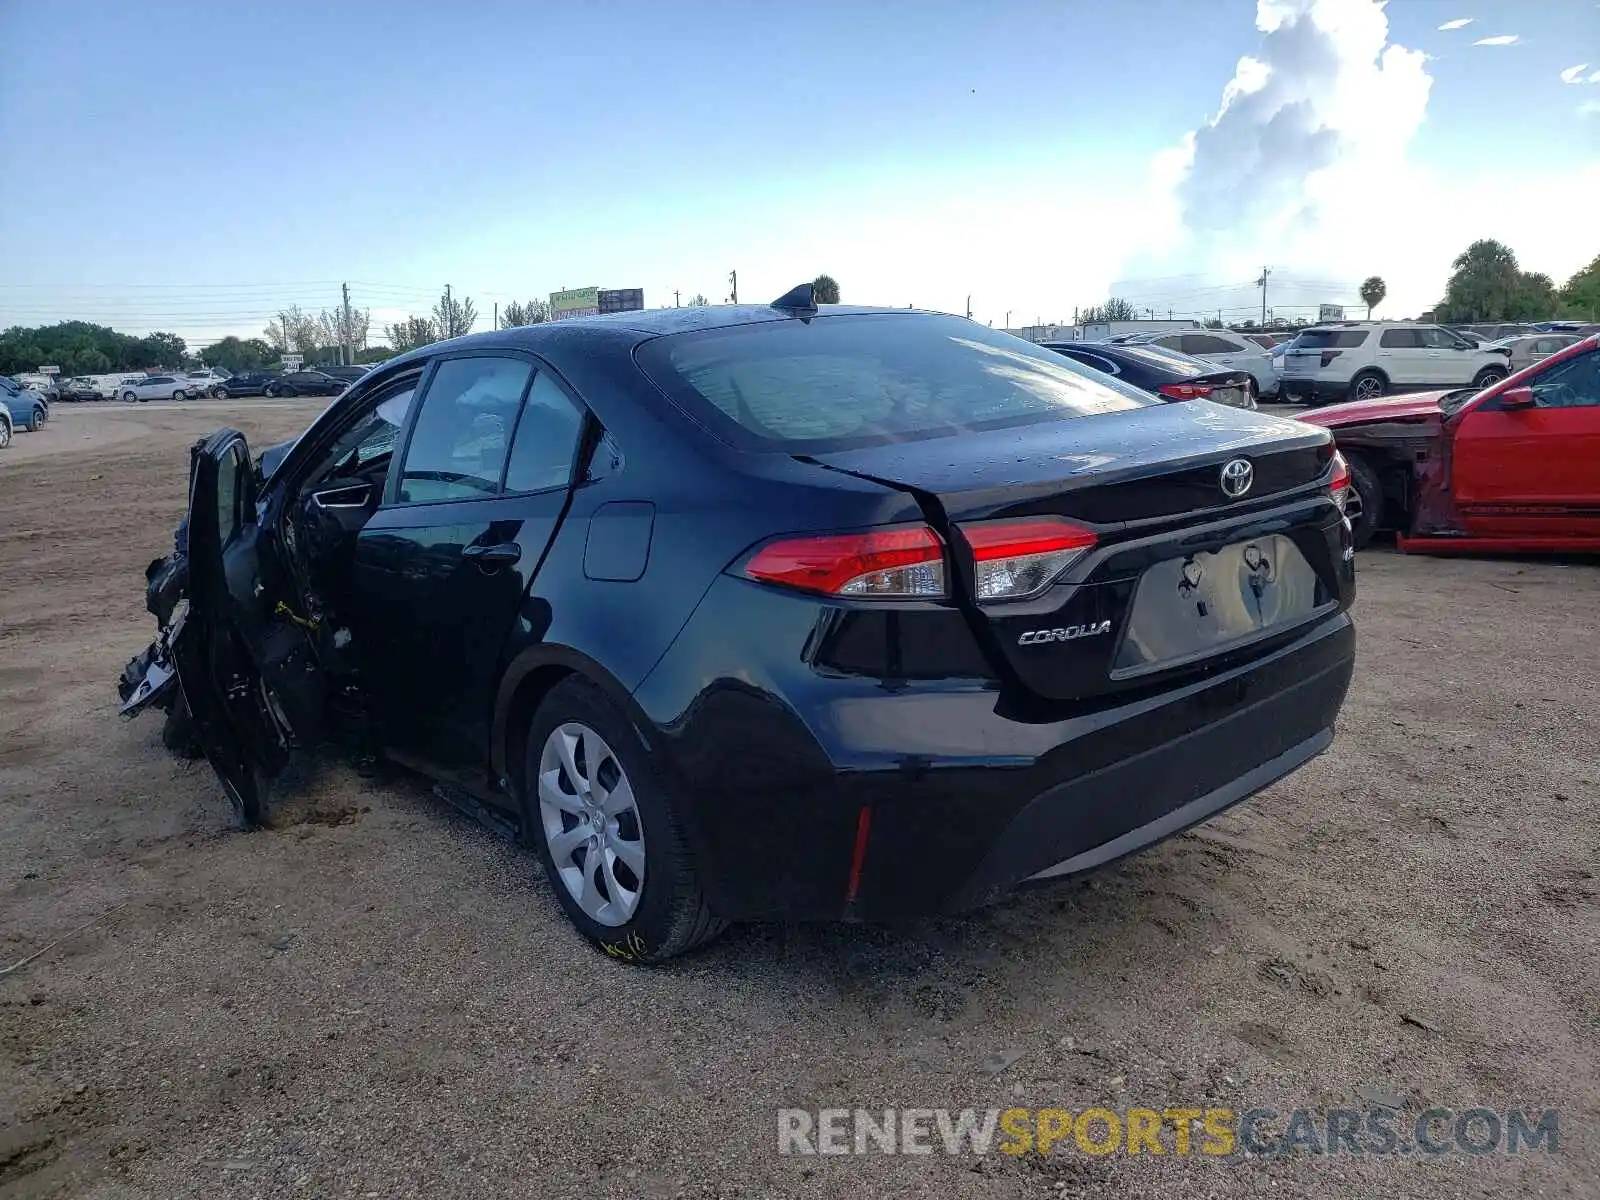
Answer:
[
  {"left": 811, "top": 275, "right": 841, "bottom": 304},
  {"left": 1360, "top": 276, "right": 1387, "bottom": 319}
]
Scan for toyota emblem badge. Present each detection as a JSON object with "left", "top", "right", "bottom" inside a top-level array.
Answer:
[{"left": 1219, "top": 458, "right": 1253, "bottom": 499}]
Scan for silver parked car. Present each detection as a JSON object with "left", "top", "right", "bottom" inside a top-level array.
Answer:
[
  {"left": 1129, "top": 329, "right": 1280, "bottom": 399},
  {"left": 1482, "top": 333, "right": 1583, "bottom": 374},
  {"left": 119, "top": 374, "right": 193, "bottom": 402}
]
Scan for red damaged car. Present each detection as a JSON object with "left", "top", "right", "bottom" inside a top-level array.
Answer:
[{"left": 1301, "top": 333, "right": 1600, "bottom": 553}]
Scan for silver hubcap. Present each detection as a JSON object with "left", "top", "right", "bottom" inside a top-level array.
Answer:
[
  {"left": 1354, "top": 377, "right": 1382, "bottom": 399},
  {"left": 537, "top": 722, "right": 645, "bottom": 926}
]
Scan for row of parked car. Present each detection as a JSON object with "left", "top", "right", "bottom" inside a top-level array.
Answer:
[
  {"left": 45, "top": 364, "right": 376, "bottom": 403},
  {"left": 1057, "top": 322, "right": 1595, "bottom": 408}
]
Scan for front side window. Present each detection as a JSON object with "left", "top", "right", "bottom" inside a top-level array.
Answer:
[
  {"left": 1419, "top": 328, "right": 1468, "bottom": 350},
  {"left": 1528, "top": 350, "right": 1599, "bottom": 409},
  {"left": 636, "top": 314, "right": 1157, "bottom": 453},
  {"left": 398, "top": 356, "right": 532, "bottom": 501}
]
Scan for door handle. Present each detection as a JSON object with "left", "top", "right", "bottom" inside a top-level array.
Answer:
[{"left": 463, "top": 541, "right": 521, "bottom": 566}]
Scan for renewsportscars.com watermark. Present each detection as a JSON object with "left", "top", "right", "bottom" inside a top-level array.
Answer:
[{"left": 778, "top": 1106, "right": 1561, "bottom": 1158}]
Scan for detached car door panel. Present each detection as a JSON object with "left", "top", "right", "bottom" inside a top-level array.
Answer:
[
  {"left": 348, "top": 355, "right": 587, "bottom": 779},
  {"left": 1450, "top": 348, "right": 1600, "bottom": 538}
]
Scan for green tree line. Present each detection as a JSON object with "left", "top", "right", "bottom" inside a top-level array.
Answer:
[{"left": 0, "top": 322, "right": 189, "bottom": 376}]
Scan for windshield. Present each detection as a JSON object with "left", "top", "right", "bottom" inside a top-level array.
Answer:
[{"left": 636, "top": 313, "right": 1159, "bottom": 453}]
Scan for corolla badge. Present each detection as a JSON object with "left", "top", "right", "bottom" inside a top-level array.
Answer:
[
  {"left": 1219, "top": 457, "right": 1254, "bottom": 498},
  {"left": 1017, "top": 621, "right": 1112, "bottom": 646}
]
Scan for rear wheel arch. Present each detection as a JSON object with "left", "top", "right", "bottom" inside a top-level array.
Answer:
[
  {"left": 493, "top": 647, "right": 660, "bottom": 812},
  {"left": 1343, "top": 446, "right": 1411, "bottom": 536}
]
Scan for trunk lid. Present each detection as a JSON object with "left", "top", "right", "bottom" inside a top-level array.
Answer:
[
  {"left": 806, "top": 402, "right": 1346, "bottom": 702},
  {"left": 807, "top": 399, "right": 1329, "bottom": 522}
]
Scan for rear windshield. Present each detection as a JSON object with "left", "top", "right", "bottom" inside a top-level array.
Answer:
[
  {"left": 1294, "top": 329, "right": 1369, "bottom": 349},
  {"left": 634, "top": 313, "right": 1158, "bottom": 452},
  {"left": 1107, "top": 343, "right": 1211, "bottom": 378}
]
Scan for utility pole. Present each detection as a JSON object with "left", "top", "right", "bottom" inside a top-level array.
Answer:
[
  {"left": 674, "top": 289, "right": 681, "bottom": 308},
  {"left": 965, "top": 294, "right": 972, "bottom": 319},
  {"left": 728, "top": 270, "right": 738, "bottom": 304},
  {"left": 493, "top": 302, "right": 498, "bottom": 331},
  {"left": 1257, "top": 266, "right": 1271, "bottom": 327},
  {"left": 445, "top": 283, "right": 453, "bottom": 337},
  {"left": 341, "top": 282, "right": 353, "bottom": 365},
  {"left": 1006, "top": 310, "right": 1012, "bottom": 330}
]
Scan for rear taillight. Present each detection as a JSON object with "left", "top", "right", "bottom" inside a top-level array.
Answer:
[
  {"left": 957, "top": 516, "right": 1099, "bottom": 602},
  {"left": 743, "top": 526, "right": 946, "bottom": 598},
  {"left": 1329, "top": 451, "right": 1351, "bottom": 513},
  {"left": 1320, "top": 350, "right": 1343, "bottom": 368},
  {"left": 1158, "top": 382, "right": 1214, "bottom": 400}
]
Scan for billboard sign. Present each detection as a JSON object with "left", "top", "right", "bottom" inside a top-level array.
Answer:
[
  {"left": 550, "top": 286, "right": 601, "bottom": 319},
  {"left": 1318, "top": 304, "right": 1345, "bottom": 322},
  {"left": 282, "top": 354, "right": 303, "bottom": 372},
  {"left": 598, "top": 288, "right": 644, "bottom": 314}
]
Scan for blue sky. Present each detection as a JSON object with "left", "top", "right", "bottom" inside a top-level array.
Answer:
[{"left": 1, "top": 0, "right": 1596, "bottom": 346}]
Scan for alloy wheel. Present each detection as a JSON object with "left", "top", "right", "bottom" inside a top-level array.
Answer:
[
  {"left": 1353, "top": 376, "right": 1384, "bottom": 400},
  {"left": 537, "top": 721, "right": 646, "bottom": 927}
]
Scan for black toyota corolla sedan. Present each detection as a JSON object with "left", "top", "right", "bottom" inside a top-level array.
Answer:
[{"left": 118, "top": 287, "right": 1356, "bottom": 962}]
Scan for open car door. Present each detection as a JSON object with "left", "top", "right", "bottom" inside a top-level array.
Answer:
[{"left": 170, "top": 429, "right": 325, "bottom": 825}]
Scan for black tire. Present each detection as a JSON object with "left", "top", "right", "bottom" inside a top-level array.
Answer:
[
  {"left": 1347, "top": 370, "right": 1386, "bottom": 402},
  {"left": 523, "top": 678, "right": 726, "bottom": 963},
  {"left": 278, "top": 384, "right": 297, "bottom": 397},
  {"left": 1345, "top": 453, "right": 1384, "bottom": 550},
  {"left": 1472, "top": 367, "right": 1506, "bottom": 390},
  {"left": 172, "top": 390, "right": 187, "bottom": 402},
  {"left": 27, "top": 406, "right": 44, "bottom": 432},
  {"left": 211, "top": 386, "right": 226, "bottom": 399},
  {"left": 0, "top": 418, "right": 11, "bottom": 449},
  {"left": 123, "top": 391, "right": 138, "bottom": 403}
]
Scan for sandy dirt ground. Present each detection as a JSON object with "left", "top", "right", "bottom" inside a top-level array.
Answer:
[{"left": 0, "top": 403, "right": 1596, "bottom": 1199}]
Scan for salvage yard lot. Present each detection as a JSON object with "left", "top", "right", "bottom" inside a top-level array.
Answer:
[{"left": 1, "top": 404, "right": 1596, "bottom": 1199}]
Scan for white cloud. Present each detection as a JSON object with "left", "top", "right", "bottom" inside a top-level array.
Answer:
[
  {"left": 1437, "top": 17, "right": 1474, "bottom": 30},
  {"left": 1560, "top": 64, "right": 1591, "bottom": 83},
  {"left": 1473, "top": 34, "right": 1519, "bottom": 46},
  {"left": 1099, "top": 0, "right": 1597, "bottom": 318},
  {"left": 1590, "top": 68, "right": 1600, "bottom": 82},
  {"left": 1581, "top": 98, "right": 1600, "bottom": 115}
]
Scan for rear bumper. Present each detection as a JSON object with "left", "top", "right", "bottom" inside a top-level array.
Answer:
[
  {"left": 1278, "top": 378, "right": 1349, "bottom": 404},
  {"left": 638, "top": 591, "right": 1355, "bottom": 922}
]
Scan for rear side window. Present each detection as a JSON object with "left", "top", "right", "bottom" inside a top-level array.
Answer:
[
  {"left": 635, "top": 314, "right": 1157, "bottom": 453},
  {"left": 1298, "top": 330, "right": 1369, "bottom": 349},
  {"left": 503, "top": 373, "right": 584, "bottom": 493},
  {"left": 1380, "top": 329, "right": 1421, "bottom": 348},
  {"left": 398, "top": 356, "right": 532, "bottom": 501},
  {"left": 1180, "top": 334, "right": 1240, "bottom": 355}
]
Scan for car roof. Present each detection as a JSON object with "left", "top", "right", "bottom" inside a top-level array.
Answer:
[{"left": 378, "top": 304, "right": 933, "bottom": 371}]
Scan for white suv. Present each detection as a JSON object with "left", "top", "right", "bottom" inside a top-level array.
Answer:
[{"left": 1280, "top": 322, "right": 1510, "bottom": 405}]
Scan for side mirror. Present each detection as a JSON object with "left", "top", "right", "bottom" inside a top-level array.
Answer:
[{"left": 1498, "top": 386, "right": 1535, "bottom": 408}]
